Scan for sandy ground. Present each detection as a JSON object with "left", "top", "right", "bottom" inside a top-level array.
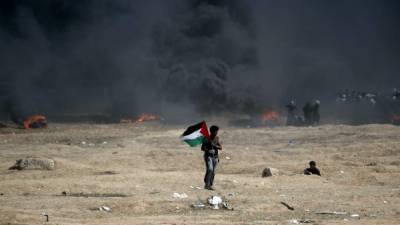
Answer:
[{"left": 0, "top": 122, "right": 399, "bottom": 225}]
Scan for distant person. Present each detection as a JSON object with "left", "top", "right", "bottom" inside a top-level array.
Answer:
[
  {"left": 304, "top": 161, "right": 321, "bottom": 176},
  {"left": 392, "top": 88, "right": 400, "bottom": 100},
  {"left": 201, "top": 125, "right": 222, "bottom": 190},
  {"left": 285, "top": 100, "right": 297, "bottom": 126},
  {"left": 303, "top": 102, "right": 312, "bottom": 125},
  {"left": 311, "top": 100, "right": 320, "bottom": 125}
]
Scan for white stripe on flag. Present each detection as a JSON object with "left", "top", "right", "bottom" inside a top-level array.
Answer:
[{"left": 181, "top": 129, "right": 202, "bottom": 141}]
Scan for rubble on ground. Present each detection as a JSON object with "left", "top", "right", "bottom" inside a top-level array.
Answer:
[
  {"left": 191, "top": 195, "right": 233, "bottom": 210},
  {"left": 9, "top": 157, "right": 55, "bottom": 170}
]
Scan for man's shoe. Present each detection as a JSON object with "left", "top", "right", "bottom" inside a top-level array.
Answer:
[{"left": 206, "top": 186, "right": 215, "bottom": 191}]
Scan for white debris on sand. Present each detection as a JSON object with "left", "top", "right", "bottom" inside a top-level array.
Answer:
[
  {"left": 172, "top": 192, "right": 188, "bottom": 199},
  {"left": 206, "top": 196, "right": 233, "bottom": 210},
  {"left": 99, "top": 206, "right": 111, "bottom": 212}
]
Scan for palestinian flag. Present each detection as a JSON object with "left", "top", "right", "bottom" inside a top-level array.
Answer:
[{"left": 181, "top": 121, "right": 210, "bottom": 147}]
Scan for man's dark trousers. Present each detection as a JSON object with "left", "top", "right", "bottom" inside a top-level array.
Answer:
[{"left": 204, "top": 156, "right": 218, "bottom": 188}]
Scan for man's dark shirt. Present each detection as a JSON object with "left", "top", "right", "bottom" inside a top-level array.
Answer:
[
  {"left": 201, "top": 136, "right": 221, "bottom": 158},
  {"left": 304, "top": 167, "right": 321, "bottom": 176}
]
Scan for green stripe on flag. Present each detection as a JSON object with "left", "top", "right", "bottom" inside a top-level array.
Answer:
[{"left": 183, "top": 136, "right": 205, "bottom": 147}]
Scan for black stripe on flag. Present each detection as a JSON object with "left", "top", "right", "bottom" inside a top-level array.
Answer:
[{"left": 182, "top": 121, "right": 205, "bottom": 136}]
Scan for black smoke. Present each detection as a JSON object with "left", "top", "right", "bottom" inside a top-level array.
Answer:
[
  {"left": 0, "top": 0, "right": 399, "bottom": 123},
  {"left": 153, "top": 0, "right": 258, "bottom": 115},
  {"left": 0, "top": 0, "right": 163, "bottom": 120}
]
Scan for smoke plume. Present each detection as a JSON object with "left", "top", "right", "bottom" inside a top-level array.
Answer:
[{"left": 0, "top": 0, "right": 399, "bottom": 122}]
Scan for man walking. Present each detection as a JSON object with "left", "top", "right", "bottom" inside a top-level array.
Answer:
[
  {"left": 201, "top": 125, "right": 222, "bottom": 190},
  {"left": 311, "top": 100, "right": 320, "bottom": 125},
  {"left": 285, "top": 100, "right": 297, "bottom": 126},
  {"left": 303, "top": 102, "right": 313, "bottom": 125}
]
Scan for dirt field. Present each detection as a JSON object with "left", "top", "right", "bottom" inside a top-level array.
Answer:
[{"left": 0, "top": 122, "right": 399, "bottom": 225}]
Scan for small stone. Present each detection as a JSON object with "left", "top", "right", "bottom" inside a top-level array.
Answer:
[
  {"left": 262, "top": 167, "right": 279, "bottom": 177},
  {"left": 192, "top": 202, "right": 205, "bottom": 209}
]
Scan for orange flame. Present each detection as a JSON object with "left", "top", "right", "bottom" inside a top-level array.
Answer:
[
  {"left": 23, "top": 115, "right": 47, "bottom": 129},
  {"left": 261, "top": 110, "right": 279, "bottom": 123},
  {"left": 120, "top": 113, "right": 160, "bottom": 123},
  {"left": 134, "top": 113, "right": 160, "bottom": 123}
]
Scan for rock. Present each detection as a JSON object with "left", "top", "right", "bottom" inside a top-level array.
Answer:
[
  {"left": 9, "top": 158, "right": 55, "bottom": 170},
  {"left": 262, "top": 167, "right": 279, "bottom": 177}
]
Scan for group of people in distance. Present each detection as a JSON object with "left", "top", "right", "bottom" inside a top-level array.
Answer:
[{"left": 286, "top": 100, "right": 320, "bottom": 126}]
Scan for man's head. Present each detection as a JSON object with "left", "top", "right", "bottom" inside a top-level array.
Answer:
[
  {"left": 309, "top": 161, "right": 316, "bottom": 168},
  {"left": 210, "top": 125, "right": 219, "bottom": 136}
]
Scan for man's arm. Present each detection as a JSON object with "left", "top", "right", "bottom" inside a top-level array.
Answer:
[{"left": 213, "top": 137, "right": 222, "bottom": 150}]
